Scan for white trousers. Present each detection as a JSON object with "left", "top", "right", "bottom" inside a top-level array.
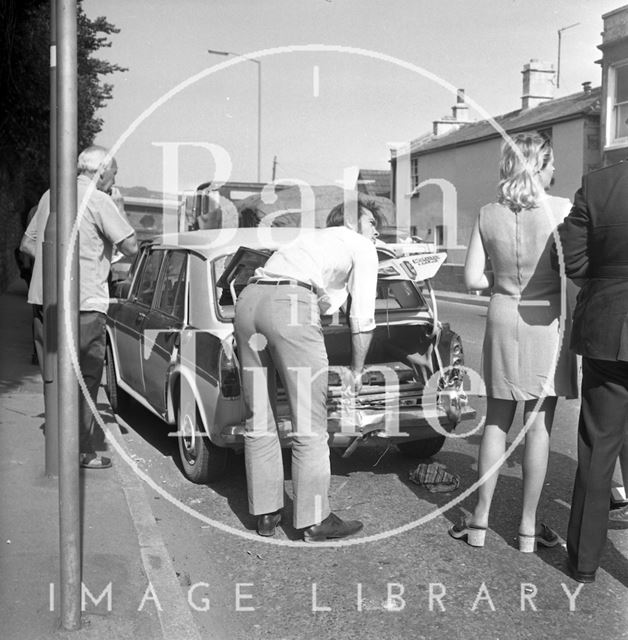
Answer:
[{"left": 234, "top": 283, "right": 330, "bottom": 529}]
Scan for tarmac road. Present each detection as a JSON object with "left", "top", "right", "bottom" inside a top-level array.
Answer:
[{"left": 112, "top": 298, "right": 628, "bottom": 640}]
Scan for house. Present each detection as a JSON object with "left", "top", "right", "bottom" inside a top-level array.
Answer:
[
  {"left": 599, "top": 4, "right": 628, "bottom": 165},
  {"left": 390, "top": 61, "right": 601, "bottom": 275}
]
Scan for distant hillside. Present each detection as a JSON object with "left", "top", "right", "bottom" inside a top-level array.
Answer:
[{"left": 118, "top": 185, "right": 166, "bottom": 199}]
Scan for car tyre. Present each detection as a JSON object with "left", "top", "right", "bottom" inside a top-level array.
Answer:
[
  {"left": 397, "top": 435, "right": 446, "bottom": 459},
  {"left": 177, "top": 389, "right": 228, "bottom": 484}
]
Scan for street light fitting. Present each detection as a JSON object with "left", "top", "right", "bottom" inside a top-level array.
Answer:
[{"left": 207, "top": 48, "right": 260, "bottom": 64}]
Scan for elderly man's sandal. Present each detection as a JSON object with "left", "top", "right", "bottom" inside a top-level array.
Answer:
[{"left": 80, "top": 453, "right": 112, "bottom": 469}]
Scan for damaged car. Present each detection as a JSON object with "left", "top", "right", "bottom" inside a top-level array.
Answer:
[{"left": 105, "top": 227, "right": 474, "bottom": 483}]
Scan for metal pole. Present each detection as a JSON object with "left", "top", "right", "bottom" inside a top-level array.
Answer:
[
  {"left": 256, "top": 60, "right": 261, "bottom": 183},
  {"left": 557, "top": 29, "right": 562, "bottom": 89},
  {"left": 44, "top": 0, "right": 59, "bottom": 478},
  {"left": 57, "top": 0, "right": 81, "bottom": 630},
  {"left": 557, "top": 22, "right": 580, "bottom": 90}
]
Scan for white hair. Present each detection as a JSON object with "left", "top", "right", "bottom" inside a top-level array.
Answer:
[{"left": 77, "top": 145, "right": 114, "bottom": 175}]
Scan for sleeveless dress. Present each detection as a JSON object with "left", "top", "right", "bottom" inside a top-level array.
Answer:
[{"left": 478, "top": 196, "right": 578, "bottom": 400}]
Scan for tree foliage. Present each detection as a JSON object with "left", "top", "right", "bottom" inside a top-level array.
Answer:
[{"left": 0, "top": 0, "right": 126, "bottom": 198}]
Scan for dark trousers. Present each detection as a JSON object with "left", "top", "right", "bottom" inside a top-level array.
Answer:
[
  {"left": 567, "top": 357, "right": 628, "bottom": 574},
  {"left": 33, "top": 304, "right": 44, "bottom": 376},
  {"left": 79, "top": 312, "right": 107, "bottom": 454}
]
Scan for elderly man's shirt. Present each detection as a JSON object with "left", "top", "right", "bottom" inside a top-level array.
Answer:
[
  {"left": 255, "top": 226, "right": 378, "bottom": 333},
  {"left": 25, "top": 175, "right": 134, "bottom": 313}
]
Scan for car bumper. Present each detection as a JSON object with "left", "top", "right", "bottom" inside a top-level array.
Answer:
[{"left": 217, "top": 404, "right": 476, "bottom": 446}]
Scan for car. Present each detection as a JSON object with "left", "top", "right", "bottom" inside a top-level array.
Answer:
[{"left": 105, "top": 227, "right": 474, "bottom": 484}]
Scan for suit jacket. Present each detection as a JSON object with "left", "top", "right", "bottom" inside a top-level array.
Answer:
[{"left": 557, "top": 160, "right": 628, "bottom": 361}]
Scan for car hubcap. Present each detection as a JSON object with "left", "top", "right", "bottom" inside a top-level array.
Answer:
[{"left": 181, "top": 411, "right": 197, "bottom": 464}]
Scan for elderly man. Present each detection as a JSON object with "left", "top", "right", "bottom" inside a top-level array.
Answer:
[
  {"left": 21, "top": 145, "right": 138, "bottom": 469},
  {"left": 558, "top": 160, "right": 628, "bottom": 582},
  {"left": 234, "top": 198, "right": 381, "bottom": 541}
]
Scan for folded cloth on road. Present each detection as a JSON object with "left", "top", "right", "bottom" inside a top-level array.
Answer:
[{"left": 409, "top": 460, "right": 459, "bottom": 493}]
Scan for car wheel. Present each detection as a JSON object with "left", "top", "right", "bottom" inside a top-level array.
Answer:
[
  {"left": 105, "top": 342, "right": 123, "bottom": 412},
  {"left": 397, "top": 435, "right": 446, "bottom": 459},
  {"left": 177, "top": 390, "right": 228, "bottom": 484}
]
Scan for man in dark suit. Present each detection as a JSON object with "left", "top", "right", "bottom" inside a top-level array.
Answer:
[{"left": 557, "top": 160, "right": 628, "bottom": 583}]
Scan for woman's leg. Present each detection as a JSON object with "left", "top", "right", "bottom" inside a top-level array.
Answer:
[
  {"left": 519, "top": 397, "right": 558, "bottom": 536},
  {"left": 470, "top": 397, "right": 517, "bottom": 528}
]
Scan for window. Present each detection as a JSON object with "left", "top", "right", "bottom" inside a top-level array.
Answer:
[
  {"left": 375, "top": 280, "right": 427, "bottom": 310},
  {"left": 134, "top": 250, "right": 165, "bottom": 307},
  {"left": 411, "top": 157, "right": 419, "bottom": 190},
  {"left": 435, "top": 224, "right": 444, "bottom": 248},
  {"left": 156, "top": 251, "right": 187, "bottom": 320},
  {"left": 610, "top": 63, "right": 628, "bottom": 144},
  {"left": 213, "top": 247, "right": 272, "bottom": 318}
]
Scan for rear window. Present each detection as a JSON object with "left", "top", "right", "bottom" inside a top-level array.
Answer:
[
  {"left": 212, "top": 248, "right": 427, "bottom": 320},
  {"left": 376, "top": 280, "right": 426, "bottom": 310}
]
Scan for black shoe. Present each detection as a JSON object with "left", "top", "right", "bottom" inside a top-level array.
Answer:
[
  {"left": 257, "top": 511, "right": 282, "bottom": 537},
  {"left": 567, "top": 561, "right": 596, "bottom": 584},
  {"left": 303, "top": 512, "right": 363, "bottom": 542},
  {"left": 609, "top": 504, "right": 628, "bottom": 526}
]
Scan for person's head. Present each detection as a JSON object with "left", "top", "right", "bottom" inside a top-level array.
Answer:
[
  {"left": 497, "top": 132, "right": 554, "bottom": 212},
  {"left": 325, "top": 198, "right": 382, "bottom": 243},
  {"left": 77, "top": 145, "right": 118, "bottom": 194}
]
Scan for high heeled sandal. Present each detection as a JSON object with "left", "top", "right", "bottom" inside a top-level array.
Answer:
[
  {"left": 518, "top": 523, "right": 559, "bottom": 553},
  {"left": 448, "top": 517, "right": 487, "bottom": 547}
]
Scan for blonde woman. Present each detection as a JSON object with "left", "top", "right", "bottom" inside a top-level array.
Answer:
[{"left": 449, "top": 132, "right": 578, "bottom": 551}]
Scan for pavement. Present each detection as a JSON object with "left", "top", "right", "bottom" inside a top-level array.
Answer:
[
  {"left": 0, "top": 279, "right": 201, "bottom": 640},
  {"left": 433, "top": 289, "right": 490, "bottom": 307}
]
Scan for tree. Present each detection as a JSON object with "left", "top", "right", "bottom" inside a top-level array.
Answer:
[{"left": 0, "top": 0, "right": 126, "bottom": 198}]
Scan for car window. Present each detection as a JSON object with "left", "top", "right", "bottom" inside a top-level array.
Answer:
[
  {"left": 213, "top": 248, "right": 271, "bottom": 318},
  {"left": 133, "top": 250, "right": 165, "bottom": 307},
  {"left": 212, "top": 247, "right": 427, "bottom": 321},
  {"left": 375, "top": 280, "right": 426, "bottom": 310},
  {"left": 156, "top": 251, "right": 187, "bottom": 320}
]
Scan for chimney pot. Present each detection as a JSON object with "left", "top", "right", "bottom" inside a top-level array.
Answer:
[
  {"left": 521, "top": 59, "right": 556, "bottom": 109},
  {"left": 582, "top": 81, "right": 592, "bottom": 94}
]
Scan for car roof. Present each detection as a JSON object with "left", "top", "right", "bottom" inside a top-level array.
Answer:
[{"left": 153, "top": 227, "right": 308, "bottom": 256}]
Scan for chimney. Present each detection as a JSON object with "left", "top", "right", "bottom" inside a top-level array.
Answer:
[
  {"left": 521, "top": 59, "right": 556, "bottom": 109},
  {"left": 433, "top": 88, "right": 469, "bottom": 135},
  {"left": 452, "top": 88, "right": 469, "bottom": 122},
  {"left": 582, "top": 81, "right": 592, "bottom": 95}
]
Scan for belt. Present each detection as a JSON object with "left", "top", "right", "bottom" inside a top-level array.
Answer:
[{"left": 249, "top": 277, "right": 316, "bottom": 294}]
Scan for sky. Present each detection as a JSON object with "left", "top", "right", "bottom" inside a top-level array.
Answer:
[{"left": 82, "top": 0, "right": 622, "bottom": 193}]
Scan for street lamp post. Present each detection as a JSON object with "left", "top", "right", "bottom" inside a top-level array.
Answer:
[{"left": 208, "top": 48, "right": 261, "bottom": 182}]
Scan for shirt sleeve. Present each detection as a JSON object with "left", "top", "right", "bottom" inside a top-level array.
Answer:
[
  {"left": 347, "top": 236, "right": 378, "bottom": 333},
  {"left": 93, "top": 192, "right": 135, "bottom": 246},
  {"left": 557, "top": 184, "right": 591, "bottom": 279},
  {"left": 24, "top": 191, "right": 50, "bottom": 241}
]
